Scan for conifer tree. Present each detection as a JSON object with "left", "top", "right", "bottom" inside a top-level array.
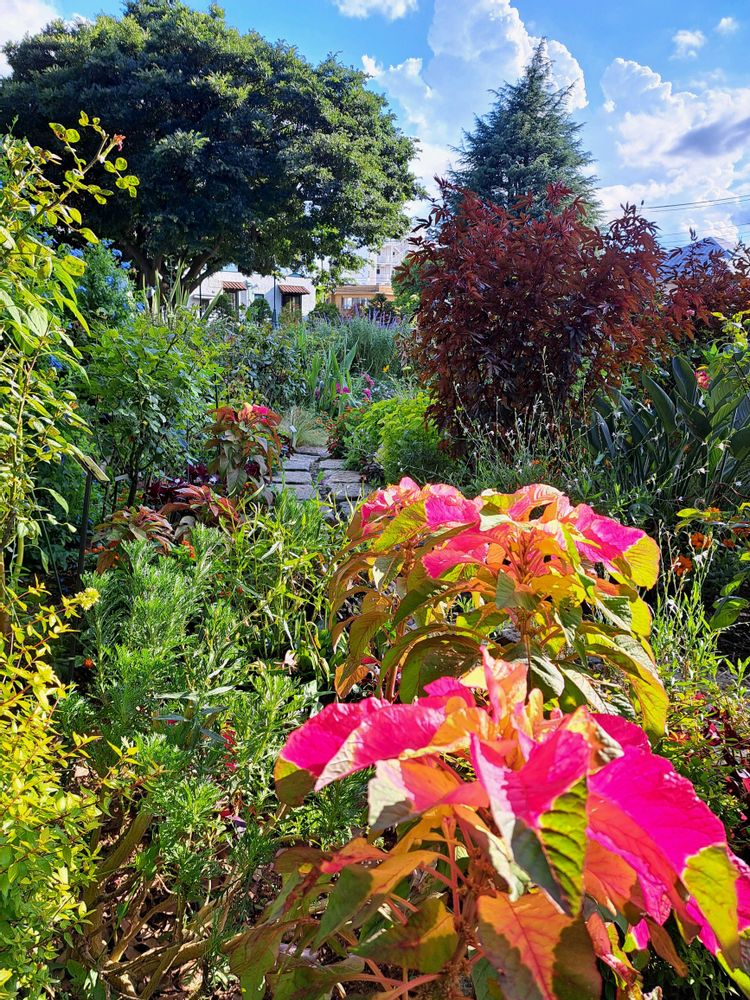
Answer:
[{"left": 451, "top": 42, "right": 598, "bottom": 216}]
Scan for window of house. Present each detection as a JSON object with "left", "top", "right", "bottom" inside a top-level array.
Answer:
[{"left": 281, "top": 292, "right": 302, "bottom": 314}]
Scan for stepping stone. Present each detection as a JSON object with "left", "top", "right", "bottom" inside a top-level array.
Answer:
[
  {"left": 323, "top": 470, "right": 363, "bottom": 485},
  {"left": 291, "top": 485, "right": 318, "bottom": 502},
  {"left": 331, "top": 485, "right": 365, "bottom": 502},
  {"left": 271, "top": 482, "right": 318, "bottom": 502},
  {"left": 283, "top": 454, "right": 316, "bottom": 471},
  {"left": 318, "top": 458, "right": 347, "bottom": 471},
  {"left": 272, "top": 470, "right": 313, "bottom": 486},
  {"left": 295, "top": 445, "right": 328, "bottom": 456}
]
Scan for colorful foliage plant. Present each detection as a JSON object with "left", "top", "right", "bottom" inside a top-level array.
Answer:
[
  {"left": 264, "top": 650, "right": 750, "bottom": 999},
  {"left": 262, "top": 651, "right": 750, "bottom": 1000},
  {"left": 207, "top": 403, "right": 282, "bottom": 496},
  {"left": 230, "top": 483, "right": 750, "bottom": 999},
  {"left": 330, "top": 480, "right": 666, "bottom": 737},
  {"left": 91, "top": 487, "right": 239, "bottom": 571}
]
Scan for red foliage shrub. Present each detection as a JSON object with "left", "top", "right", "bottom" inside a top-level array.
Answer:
[
  {"left": 404, "top": 181, "right": 750, "bottom": 434},
  {"left": 406, "top": 182, "right": 669, "bottom": 432},
  {"left": 663, "top": 242, "right": 750, "bottom": 341}
]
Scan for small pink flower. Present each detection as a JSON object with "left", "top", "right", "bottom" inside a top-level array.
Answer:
[
  {"left": 695, "top": 369, "right": 710, "bottom": 391},
  {"left": 363, "top": 388, "right": 372, "bottom": 401}
]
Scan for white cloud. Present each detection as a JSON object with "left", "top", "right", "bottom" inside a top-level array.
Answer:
[
  {"left": 599, "top": 56, "right": 750, "bottom": 244},
  {"left": 362, "top": 0, "right": 586, "bottom": 199},
  {"left": 671, "top": 28, "right": 707, "bottom": 59},
  {"left": 716, "top": 16, "right": 740, "bottom": 35},
  {"left": 334, "top": 0, "right": 417, "bottom": 19},
  {"left": 0, "top": 0, "right": 59, "bottom": 75}
]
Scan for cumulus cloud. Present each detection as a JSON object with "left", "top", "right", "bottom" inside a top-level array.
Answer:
[
  {"left": 599, "top": 56, "right": 750, "bottom": 244},
  {"left": 0, "top": 0, "right": 59, "bottom": 75},
  {"left": 363, "top": 0, "right": 587, "bottom": 198},
  {"left": 671, "top": 29, "right": 707, "bottom": 59},
  {"left": 333, "top": 0, "right": 417, "bottom": 19},
  {"left": 715, "top": 16, "right": 740, "bottom": 35}
]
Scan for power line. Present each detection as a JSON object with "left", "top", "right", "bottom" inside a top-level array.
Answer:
[{"left": 642, "top": 193, "right": 750, "bottom": 213}]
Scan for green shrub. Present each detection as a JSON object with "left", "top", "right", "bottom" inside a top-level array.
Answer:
[
  {"left": 340, "top": 399, "right": 390, "bottom": 471},
  {"left": 587, "top": 340, "right": 750, "bottom": 527},
  {"left": 80, "top": 310, "right": 213, "bottom": 506},
  {"left": 307, "top": 301, "right": 340, "bottom": 324},
  {"left": 71, "top": 239, "right": 136, "bottom": 328},
  {"left": 340, "top": 391, "right": 450, "bottom": 484},
  {"left": 212, "top": 313, "right": 307, "bottom": 409}
]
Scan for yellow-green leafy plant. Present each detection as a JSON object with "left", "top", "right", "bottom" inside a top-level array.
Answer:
[
  {"left": 0, "top": 585, "right": 100, "bottom": 998},
  {"left": 0, "top": 114, "right": 136, "bottom": 609}
]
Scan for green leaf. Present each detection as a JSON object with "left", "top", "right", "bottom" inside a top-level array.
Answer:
[
  {"left": 495, "top": 571, "right": 519, "bottom": 609},
  {"left": 315, "top": 851, "right": 437, "bottom": 946},
  {"left": 356, "top": 894, "right": 458, "bottom": 973},
  {"left": 536, "top": 778, "right": 588, "bottom": 916},
  {"left": 583, "top": 629, "right": 666, "bottom": 738},
  {"left": 730, "top": 426, "right": 750, "bottom": 462},
  {"left": 472, "top": 958, "right": 505, "bottom": 1000},
  {"left": 269, "top": 958, "right": 365, "bottom": 1000},
  {"left": 709, "top": 596, "right": 749, "bottom": 632},
  {"left": 683, "top": 845, "right": 742, "bottom": 974},
  {"left": 371, "top": 500, "right": 426, "bottom": 554},
  {"left": 399, "top": 635, "right": 480, "bottom": 702},
  {"left": 227, "top": 925, "right": 284, "bottom": 999},
  {"left": 642, "top": 374, "right": 677, "bottom": 435}
]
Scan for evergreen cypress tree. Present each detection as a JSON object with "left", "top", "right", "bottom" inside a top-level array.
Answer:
[{"left": 451, "top": 42, "right": 598, "bottom": 217}]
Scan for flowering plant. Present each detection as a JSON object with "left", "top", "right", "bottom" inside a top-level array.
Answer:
[{"left": 330, "top": 480, "right": 665, "bottom": 735}]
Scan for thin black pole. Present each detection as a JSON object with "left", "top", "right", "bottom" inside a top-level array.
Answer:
[{"left": 77, "top": 469, "right": 94, "bottom": 587}]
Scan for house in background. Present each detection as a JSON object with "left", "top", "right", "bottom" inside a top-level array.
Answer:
[
  {"left": 330, "top": 237, "right": 411, "bottom": 313},
  {"left": 188, "top": 265, "right": 315, "bottom": 319},
  {"left": 659, "top": 237, "right": 734, "bottom": 283}
]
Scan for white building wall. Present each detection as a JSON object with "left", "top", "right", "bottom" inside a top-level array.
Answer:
[
  {"left": 189, "top": 268, "right": 315, "bottom": 319},
  {"left": 342, "top": 238, "right": 412, "bottom": 286}
]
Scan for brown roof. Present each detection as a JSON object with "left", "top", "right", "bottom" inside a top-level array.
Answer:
[
  {"left": 278, "top": 283, "right": 310, "bottom": 295},
  {"left": 222, "top": 280, "right": 246, "bottom": 291}
]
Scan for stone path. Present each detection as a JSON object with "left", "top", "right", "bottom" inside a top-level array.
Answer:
[{"left": 271, "top": 445, "right": 366, "bottom": 512}]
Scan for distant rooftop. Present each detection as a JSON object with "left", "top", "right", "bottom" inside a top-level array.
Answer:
[{"left": 660, "top": 236, "right": 735, "bottom": 279}]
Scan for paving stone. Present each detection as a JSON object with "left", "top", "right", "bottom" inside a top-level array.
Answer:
[
  {"left": 333, "top": 485, "right": 365, "bottom": 502},
  {"left": 323, "top": 470, "right": 362, "bottom": 485},
  {"left": 291, "top": 485, "right": 318, "bottom": 502},
  {"left": 295, "top": 445, "right": 328, "bottom": 456},
  {"left": 272, "top": 470, "right": 313, "bottom": 485},
  {"left": 318, "top": 458, "right": 347, "bottom": 471},
  {"left": 283, "top": 454, "right": 316, "bottom": 471}
]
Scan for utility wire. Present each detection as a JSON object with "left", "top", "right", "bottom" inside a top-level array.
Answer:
[{"left": 641, "top": 193, "right": 750, "bottom": 213}]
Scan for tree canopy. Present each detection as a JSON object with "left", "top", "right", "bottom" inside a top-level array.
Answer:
[
  {"left": 451, "top": 42, "right": 598, "bottom": 217},
  {"left": 0, "top": 0, "right": 419, "bottom": 290}
]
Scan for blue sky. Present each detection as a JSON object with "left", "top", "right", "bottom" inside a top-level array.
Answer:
[{"left": 5, "top": 0, "right": 750, "bottom": 245}]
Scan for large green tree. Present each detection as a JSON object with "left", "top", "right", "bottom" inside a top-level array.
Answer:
[
  {"left": 0, "top": 0, "right": 418, "bottom": 290},
  {"left": 451, "top": 42, "right": 598, "bottom": 217}
]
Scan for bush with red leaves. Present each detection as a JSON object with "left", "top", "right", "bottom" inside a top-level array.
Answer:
[
  {"left": 404, "top": 181, "right": 749, "bottom": 434},
  {"left": 663, "top": 242, "right": 750, "bottom": 343}
]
